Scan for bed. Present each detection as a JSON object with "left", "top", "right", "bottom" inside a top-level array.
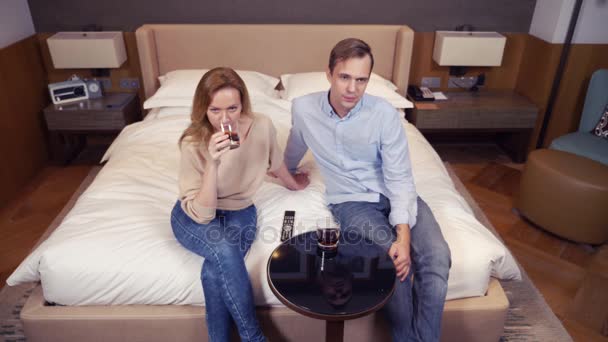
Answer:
[{"left": 8, "top": 24, "right": 520, "bottom": 342}]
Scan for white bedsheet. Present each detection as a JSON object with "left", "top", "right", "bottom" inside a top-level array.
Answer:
[{"left": 7, "top": 97, "right": 520, "bottom": 305}]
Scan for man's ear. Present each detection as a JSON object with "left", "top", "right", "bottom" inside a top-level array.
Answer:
[{"left": 326, "top": 68, "right": 332, "bottom": 83}]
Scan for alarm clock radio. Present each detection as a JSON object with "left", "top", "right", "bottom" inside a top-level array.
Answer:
[{"left": 48, "top": 80, "right": 89, "bottom": 104}]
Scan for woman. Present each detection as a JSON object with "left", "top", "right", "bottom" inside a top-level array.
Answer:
[{"left": 171, "top": 67, "right": 308, "bottom": 342}]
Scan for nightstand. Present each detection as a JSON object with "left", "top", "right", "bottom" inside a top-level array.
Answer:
[
  {"left": 43, "top": 92, "right": 141, "bottom": 164},
  {"left": 405, "top": 91, "right": 538, "bottom": 162}
]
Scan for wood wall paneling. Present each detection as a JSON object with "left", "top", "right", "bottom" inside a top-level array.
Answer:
[
  {"left": 411, "top": 32, "right": 608, "bottom": 155},
  {"left": 515, "top": 35, "right": 563, "bottom": 151},
  {"left": 490, "top": 33, "right": 527, "bottom": 90},
  {"left": 410, "top": 32, "right": 443, "bottom": 87},
  {"left": 1, "top": 32, "right": 144, "bottom": 208},
  {"left": 516, "top": 37, "right": 608, "bottom": 148},
  {"left": 0, "top": 35, "right": 49, "bottom": 207}
]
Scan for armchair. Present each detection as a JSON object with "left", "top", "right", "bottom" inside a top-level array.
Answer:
[{"left": 549, "top": 69, "right": 608, "bottom": 165}]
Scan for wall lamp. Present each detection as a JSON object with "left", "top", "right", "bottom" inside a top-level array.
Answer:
[
  {"left": 47, "top": 31, "right": 127, "bottom": 77},
  {"left": 433, "top": 31, "right": 506, "bottom": 76}
]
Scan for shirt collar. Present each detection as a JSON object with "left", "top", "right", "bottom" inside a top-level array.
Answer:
[{"left": 322, "top": 91, "right": 364, "bottom": 119}]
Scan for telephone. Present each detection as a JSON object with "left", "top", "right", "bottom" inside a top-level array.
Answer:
[{"left": 407, "top": 85, "right": 435, "bottom": 101}]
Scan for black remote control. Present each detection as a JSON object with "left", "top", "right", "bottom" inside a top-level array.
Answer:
[{"left": 280, "top": 210, "right": 296, "bottom": 242}]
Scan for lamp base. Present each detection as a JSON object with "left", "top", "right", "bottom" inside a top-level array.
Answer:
[
  {"left": 449, "top": 66, "right": 467, "bottom": 77},
  {"left": 92, "top": 68, "right": 111, "bottom": 77}
]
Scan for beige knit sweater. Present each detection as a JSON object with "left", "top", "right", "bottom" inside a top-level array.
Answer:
[{"left": 178, "top": 113, "right": 283, "bottom": 223}]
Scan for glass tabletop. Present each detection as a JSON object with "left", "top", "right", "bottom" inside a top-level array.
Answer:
[{"left": 267, "top": 231, "right": 396, "bottom": 320}]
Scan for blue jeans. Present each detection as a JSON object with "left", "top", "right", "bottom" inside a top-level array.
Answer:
[
  {"left": 330, "top": 195, "right": 451, "bottom": 342},
  {"left": 171, "top": 201, "right": 266, "bottom": 342}
]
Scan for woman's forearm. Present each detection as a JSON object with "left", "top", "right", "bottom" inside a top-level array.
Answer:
[{"left": 194, "top": 162, "right": 219, "bottom": 209}]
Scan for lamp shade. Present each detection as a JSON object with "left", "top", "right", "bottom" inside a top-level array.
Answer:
[
  {"left": 47, "top": 32, "right": 127, "bottom": 69},
  {"left": 432, "top": 31, "right": 506, "bottom": 67}
]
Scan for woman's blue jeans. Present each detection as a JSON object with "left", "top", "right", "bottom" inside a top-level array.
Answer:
[
  {"left": 330, "top": 195, "right": 451, "bottom": 342},
  {"left": 171, "top": 201, "right": 266, "bottom": 342}
]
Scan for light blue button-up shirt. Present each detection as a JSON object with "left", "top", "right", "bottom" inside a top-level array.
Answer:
[{"left": 285, "top": 91, "right": 418, "bottom": 228}]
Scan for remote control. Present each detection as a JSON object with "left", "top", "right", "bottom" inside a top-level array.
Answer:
[{"left": 280, "top": 210, "right": 296, "bottom": 242}]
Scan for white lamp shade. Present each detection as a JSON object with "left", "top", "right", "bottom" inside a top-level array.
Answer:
[
  {"left": 432, "top": 31, "right": 506, "bottom": 67},
  {"left": 47, "top": 32, "right": 127, "bottom": 69}
]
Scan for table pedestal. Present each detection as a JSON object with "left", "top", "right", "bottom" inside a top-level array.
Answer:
[
  {"left": 267, "top": 231, "right": 396, "bottom": 342},
  {"left": 326, "top": 320, "right": 344, "bottom": 342}
]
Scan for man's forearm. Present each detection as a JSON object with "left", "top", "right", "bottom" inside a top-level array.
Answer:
[
  {"left": 284, "top": 115, "right": 308, "bottom": 173},
  {"left": 387, "top": 192, "right": 418, "bottom": 228},
  {"left": 273, "top": 162, "right": 300, "bottom": 190},
  {"left": 284, "top": 146, "right": 305, "bottom": 173},
  {"left": 395, "top": 224, "right": 411, "bottom": 245}
]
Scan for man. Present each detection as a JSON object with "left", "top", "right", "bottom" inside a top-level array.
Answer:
[{"left": 284, "top": 38, "right": 451, "bottom": 341}]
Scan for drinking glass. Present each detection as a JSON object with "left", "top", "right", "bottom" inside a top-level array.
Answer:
[
  {"left": 220, "top": 118, "right": 240, "bottom": 149},
  {"left": 316, "top": 217, "right": 340, "bottom": 251}
]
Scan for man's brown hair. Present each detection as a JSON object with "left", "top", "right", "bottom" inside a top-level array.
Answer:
[{"left": 328, "top": 38, "right": 374, "bottom": 74}]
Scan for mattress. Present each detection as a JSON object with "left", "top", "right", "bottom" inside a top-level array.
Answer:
[{"left": 7, "top": 96, "right": 520, "bottom": 306}]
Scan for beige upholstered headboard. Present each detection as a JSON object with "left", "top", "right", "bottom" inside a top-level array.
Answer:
[{"left": 135, "top": 24, "right": 414, "bottom": 100}]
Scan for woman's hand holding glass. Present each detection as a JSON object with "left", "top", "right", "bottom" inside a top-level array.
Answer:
[{"left": 207, "top": 131, "right": 231, "bottom": 161}]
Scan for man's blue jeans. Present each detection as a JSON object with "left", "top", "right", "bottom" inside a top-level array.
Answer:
[
  {"left": 171, "top": 201, "right": 266, "bottom": 342},
  {"left": 330, "top": 195, "right": 451, "bottom": 342}
]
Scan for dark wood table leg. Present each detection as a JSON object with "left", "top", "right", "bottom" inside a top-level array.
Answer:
[
  {"left": 497, "top": 129, "right": 533, "bottom": 163},
  {"left": 326, "top": 320, "right": 344, "bottom": 342},
  {"left": 48, "top": 132, "right": 85, "bottom": 165}
]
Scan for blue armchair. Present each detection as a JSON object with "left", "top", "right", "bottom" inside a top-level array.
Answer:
[{"left": 549, "top": 69, "right": 608, "bottom": 165}]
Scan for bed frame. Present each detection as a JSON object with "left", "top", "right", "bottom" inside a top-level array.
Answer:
[{"left": 21, "top": 24, "right": 508, "bottom": 342}]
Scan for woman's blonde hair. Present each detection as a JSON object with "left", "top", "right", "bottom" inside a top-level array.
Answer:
[{"left": 179, "top": 67, "right": 252, "bottom": 146}]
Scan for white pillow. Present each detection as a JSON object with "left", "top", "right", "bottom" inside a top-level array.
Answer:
[
  {"left": 280, "top": 72, "right": 413, "bottom": 109},
  {"left": 145, "top": 107, "right": 192, "bottom": 120},
  {"left": 144, "top": 69, "right": 279, "bottom": 109}
]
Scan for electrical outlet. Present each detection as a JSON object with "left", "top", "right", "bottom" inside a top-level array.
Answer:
[
  {"left": 99, "top": 78, "right": 112, "bottom": 90},
  {"left": 421, "top": 77, "right": 441, "bottom": 88},
  {"left": 448, "top": 76, "right": 478, "bottom": 89},
  {"left": 130, "top": 79, "right": 140, "bottom": 89},
  {"left": 119, "top": 78, "right": 140, "bottom": 89}
]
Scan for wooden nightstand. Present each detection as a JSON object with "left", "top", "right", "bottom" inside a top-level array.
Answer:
[
  {"left": 43, "top": 93, "right": 141, "bottom": 164},
  {"left": 405, "top": 91, "right": 538, "bottom": 162}
]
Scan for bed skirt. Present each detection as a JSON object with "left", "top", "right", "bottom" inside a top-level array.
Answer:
[{"left": 21, "top": 278, "right": 507, "bottom": 342}]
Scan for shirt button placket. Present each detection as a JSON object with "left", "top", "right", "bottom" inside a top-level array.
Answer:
[{"left": 335, "top": 120, "right": 345, "bottom": 167}]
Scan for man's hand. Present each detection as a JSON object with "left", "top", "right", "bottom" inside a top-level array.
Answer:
[
  {"left": 270, "top": 163, "right": 310, "bottom": 191},
  {"left": 291, "top": 172, "right": 310, "bottom": 190},
  {"left": 389, "top": 224, "right": 411, "bottom": 282}
]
